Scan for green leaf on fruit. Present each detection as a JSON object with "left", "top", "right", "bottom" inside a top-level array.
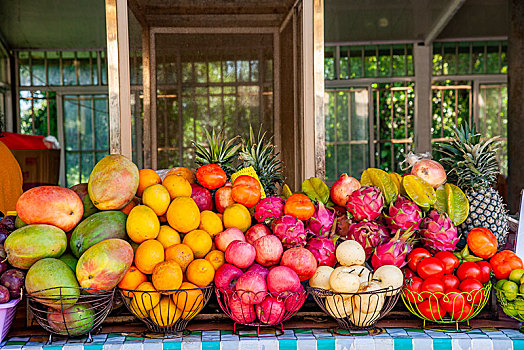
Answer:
[
  {"left": 360, "top": 168, "right": 398, "bottom": 205},
  {"left": 302, "top": 177, "right": 330, "bottom": 204},
  {"left": 435, "top": 183, "right": 470, "bottom": 225}
]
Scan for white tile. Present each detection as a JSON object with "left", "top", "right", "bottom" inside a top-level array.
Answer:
[
  {"left": 258, "top": 338, "right": 278, "bottom": 350},
  {"left": 351, "top": 337, "right": 376, "bottom": 350},
  {"left": 451, "top": 338, "right": 471, "bottom": 350},
  {"left": 412, "top": 338, "right": 433, "bottom": 350},
  {"left": 492, "top": 338, "right": 513, "bottom": 350},
  {"left": 180, "top": 341, "right": 201, "bottom": 350},
  {"left": 219, "top": 340, "right": 239, "bottom": 350},
  {"left": 296, "top": 339, "right": 316, "bottom": 350},
  {"left": 334, "top": 337, "right": 354, "bottom": 350},
  {"left": 471, "top": 338, "right": 494, "bottom": 350}
]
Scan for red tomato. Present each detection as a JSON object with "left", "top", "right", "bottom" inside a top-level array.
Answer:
[
  {"left": 442, "top": 274, "right": 460, "bottom": 290},
  {"left": 231, "top": 175, "right": 261, "bottom": 207},
  {"left": 440, "top": 288, "right": 466, "bottom": 315},
  {"left": 404, "top": 276, "right": 424, "bottom": 303},
  {"left": 421, "top": 277, "right": 446, "bottom": 299},
  {"left": 196, "top": 164, "right": 227, "bottom": 190},
  {"left": 476, "top": 261, "right": 493, "bottom": 284},
  {"left": 490, "top": 250, "right": 524, "bottom": 280},
  {"left": 417, "top": 299, "right": 446, "bottom": 321},
  {"left": 434, "top": 251, "right": 460, "bottom": 274},
  {"left": 402, "top": 267, "right": 416, "bottom": 281},
  {"left": 456, "top": 262, "right": 482, "bottom": 281},
  {"left": 408, "top": 248, "right": 431, "bottom": 272},
  {"left": 284, "top": 194, "right": 315, "bottom": 221},
  {"left": 459, "top": 279, "right": 484, "bottom": 304},
  {"left": 417, "top": 257, "right": 445, "bottom": 279},
  {"left": 467, "top": 227, "right": 498, "bottom": 259}
]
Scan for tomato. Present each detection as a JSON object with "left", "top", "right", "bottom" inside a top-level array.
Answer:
[
  {"left": 490, "top": 250, "right": 524, "bottom": 280},
  {"left": 231, "top": 175, "right": 261, "bottom": 207},
  {"left": 284, "top": 194, "right": 315, "bottom": 221},
  {"left": 417, "top": 299, "right": 446, "bottom": 321},
  {"left": 467, "top": 227, "right": 498, "bottom": 259},
  {"left": 404, "top": 276, "right": 424, "bottom": 303},
  {"left": 441, "top": 288, "right": 466, "bottom": 315},
  {"left": 459, "top": 278, "right": 484, "bottom": 304},
  {"left": 196, "top": 164, "right": 227, "bottom": 190},
  {"left": 476, "top": 261, "right": 493, "bottom": 284},
  {"left": 402, "top": 267, "right": 416, "bottom": 281},
  {"left": 449, "top": 299, "right": 473, "bottom": 321},
  {"left": 421, "top": 277, "right": 445, "bottom": 299},
  {"left": 442, "top": 274, "right": 460, "bottom": 290},
  {"left": 456, "top": 262, "right": 482, "bottom": 281},
  {"left": 434, "top": 251, "right": 460, "bottom": 274},
  {"left": 407, "top": 248, "right": 431, "bottom": 272},
  {"left": 417, "top": 257, "right": 445, "bottom": 279}
]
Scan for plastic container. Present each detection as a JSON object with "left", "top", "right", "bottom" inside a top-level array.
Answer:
[{"left": 0, "top": 298, "right": 21, "bottom": 342}]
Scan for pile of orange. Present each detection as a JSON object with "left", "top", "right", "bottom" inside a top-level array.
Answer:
[{"left": 119, "top": 166, "right": 245, "bottom": 327}]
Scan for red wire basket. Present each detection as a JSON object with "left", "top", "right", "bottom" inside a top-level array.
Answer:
[{"left": 215, "top": 287, "right": 307, "bottom": 335}]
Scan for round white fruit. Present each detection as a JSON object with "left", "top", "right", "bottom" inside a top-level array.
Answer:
[
  {"left": 336, "top": 240, "right": 366, "bottom": 267},
  {"left": 329, "top": 266, "right": 360, "bottom": 293},
  {"left": 309, "top": 266, "right": 334, "bottom": 290},
  {"left": 325, "top": 294, "right": 353, "bottom": 318},
  {"left": 349, "top": 308, "right": 380, "bottom": 327},
  {"left": 347, "top": 265, "right": 371, "bottom": 284},
  {"left": 353, "top": 281, "right": 385, "bottom": 313},
  {"left": 372, "top": 265, "right": 403, "bottom": 296}
]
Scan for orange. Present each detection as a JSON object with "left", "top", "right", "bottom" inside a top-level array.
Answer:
[
  {"left": 166, "top": 197, "right": 200, "bottom": 233},
  {"left": 156, "top": 226, "right": 181, "bottom": 249},
  {"left": 118, "top": 266, "right": 147, "bottom": 297},
  {"left": 205, "top": 250, "right": 225, "bottom": 270},
  {"left": 186, "top": 259, "right": 215, "bottom": 287},
  {"left": 135, "top": 239, "right": 165, "bottom": 274},
  {"left": 162, "top": 175, "right": 192, "bottom": 200},
  {"left": 165, "top": 244, "right": 194, "bottom": 272},
  {"left": 167, "top": 167, "right": 196, "bottom": 185},
  {"left": 152, "top": 260, "right": 183, "bottom": 293},
  {"left": 173, "top": 282, "right": 203, "bottom": 312},
  {"left": 199, "top": 211, "right": 223, "bottom": 238},
  {"left": 222, "top": 203, "right": 251, "bottom": 232},
  {"left": 182, "top": 230, "right": 212, "bottom": 258},
  {"left": 181, "top": 304, "right": 203, "bottom": 320},
  {"left": 126, "top": 205, "right": 160, "bottom": 243},
  {"left": 149, "top": 297, "right": 182, "bottom": 327},
  {"left": 130, "top": 282, "right": 160, "bottom": 318},
  {"left": 121, "top": 197, "right": 139, "bottom": 215},
  {"left": 142, "top": 184, "right": 171, "bottom": 216},
  {"left": 137, "top": 169, "right": 161, "bottom": 197}
]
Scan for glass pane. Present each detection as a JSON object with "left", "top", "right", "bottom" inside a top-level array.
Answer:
[
  {"left": 339, "top": 46, "right": 349, "bottom": 79},
  {"left": 66, "top": 152, "right": 80, "bottom": 187},
  {"left": 31, "top": 51, "right": 46, "bottom": 86},
  {"left": 457, "top": 43, "right": 470, "bottom": 74},
  {"left": 81, "top": 152, "right": 95, "bottom": 183},
  {"left": 209, "top": 62, "right": 222, "bottom": 82},
  {"left": 18, "top": 52, "right": 30, "bottom": 86},
  {"left": 237, "top": 61, "right": 249, "bottom": 82},
  {"left": 443, "top": 43, "right": 456, "bottom": 75},
  {"left": 47, "top": 51, "right": 61, "bottom": 86},
  {"left": 80, "top": 97, "right": 93, "bottom": 150},
  {"left": 364, "top": 46, "right": 377, "bottom": 77},
  {"left": 195, "top": 62, "right": 207, "bottom": 83},
  {"left": 325, "top": 144, "right": 336, "bottom": 183},
  {"left": 472, "top": 42, "right": 485, "bottom": 74},
  {"left": 350, "top": 90, "right": 368, "bottom": 141},
  {"left": 77, "top": 51, "right": 92, "bottom": 85},
  {"left": 324, "top": 91, "right": 335, "bottom": 143},
  {"left": 324, "top": 46, "right": 335, "bottom": 80},
  {"left": 336, "top": 91, "right": 348, "bottom": 142},
  {"left": 223, "top": 61, "right": 235, "bottom": 82},
  {"left": 64, "top": 97, "right": 79, "bottom": 151},
  {"left": 94, "top": 96, "right": 109, "bottom": 149},
  {"left": 336, "top": 144, "right": 349, "bottom": 177},
  {"left": 100, "top": 51, "right": 108, "bottom": 85},
  {"left": 62, "top": 51, "right": 77, "bottom": 85},
  {"left": 351, "top": 144, "right": 368, "bottom": 179},
  {"left": 378, "top": 47, "right": 391, "bottom": 77},
  {"left": 349, "top": 47, "right": 363, "bottom": 79},
  {"left": 250, "top": 60, "right": 259, "bottom": 82}
]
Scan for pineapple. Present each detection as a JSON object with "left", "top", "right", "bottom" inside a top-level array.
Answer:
[
  {"left": 238, "top": 126, "right": 284, "bottom": 196},
  {"left": 436, "top": 122, "right": 509, "bottom": 247},
  {"left": 193, "top": 128, "right": 241, "bottom": 176}
]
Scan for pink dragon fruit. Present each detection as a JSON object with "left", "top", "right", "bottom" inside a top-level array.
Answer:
[
  {"left": 385, "top": 196, "right": 423, "bottom": 232},
  {"left": 371, "top": 229, "right": 415, "bottom": 269},
  {"left": 346, "top": 186, "right": 384, "bottom": 221},
  {"left": 305, "top": 237, "right": 337, "bottom": 266},
  {"left": 272, "top": 215, "right": 307, "bottom": 248},
  {"left": 255, "top": 196, "right": 285, "bottom": 224},
  {"left": 307, "top": 202, "right": 335, "bottom": 237},
  {"left": 348, "top": 221, "right": 390, "bottom": 259},
  {"left": 419, "top": 210, "right": 459, "bottom": 252}
]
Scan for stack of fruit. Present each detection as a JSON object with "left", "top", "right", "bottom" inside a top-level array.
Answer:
[
  {"left": 307, "top": 240, "right": 404, "bottom": 328},
  {"left": 0, "top": 215, "right": 25, "bottom": 306}
]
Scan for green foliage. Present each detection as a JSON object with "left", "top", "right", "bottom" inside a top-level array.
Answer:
[{"left": 302, "top": 177, "right": 330, "bottom": 204}]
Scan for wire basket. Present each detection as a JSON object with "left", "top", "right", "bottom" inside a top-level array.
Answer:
[
  {"left": 494, "top": 285, "right": 524, "bottom": 323},
  {"left": 27, "top": 287, "right": 115, "bottom": 337},
  {"left": 307, "top": 283, "right": 403, "bottom": 331},
  {"left": 215, "top": 287, "right": 307, "bottom": 334},
  {"left": 119, "top": 285, "right": 213, "bottom": 334},
  {"left": 402, "top": 281, "right": 491, "bottom": 330}
]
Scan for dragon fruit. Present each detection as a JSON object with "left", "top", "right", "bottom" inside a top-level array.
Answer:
[
  {"left": 371, "top": 229, "right": 415, "bottom": 269},
  {"left": 385, "top": 197, "right": 423, "bottom": 232},
  {"left": 255, "top": 196, "right": 285, "bottom": 224},
  {"left": 419, "top": 210, "right": 459, "bottom": 252},
  {"left": 348, "top": 221, "right": 390, "bottom": 259},
  {"left": 307, "top": 202, "right": 335, "bottom": 237},
  {"left": 346, "top": 186, "right": 384, "bottom": 221},
  {"left": 272, "top": 215, "right": 307, "bottom": 248},
  {"left": 305, "top": 237, "right": 337, "bottom": 266}
]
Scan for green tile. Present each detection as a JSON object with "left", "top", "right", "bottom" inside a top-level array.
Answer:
[
  {"left": 163, "top": 342, "right": 182, "bottom": 350},
  {"left": 220, "top": 330, "right": 234, "bottom": 336},
  {"left": 432, "top": 338, "right": 452, "bottom": 350},
  {"left": 5, "top": 342, "right": 27, "bottom": 345},
  {"left": 404, "top": 328, "right": 424, "bottom": 333},
  {"left": 202, "top": 341, "right": 220, "bottom": 350},
  {"left": 394, "top": 338, "right": 413, "bottom": 350},
  {"left": 317, "top": 338, "right": 335, "bottom": 350},
  {"left": 293, "top": 329, "right": 313, "bottom": 334},
  {"left": 278, "top": 339, "right": 297, "bottom": 350},
  {"left": 125, "top": 336, "right": 144, "bottom": 341}
]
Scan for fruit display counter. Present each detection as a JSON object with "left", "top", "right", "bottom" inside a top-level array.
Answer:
[{"left": 0, "top": 123, "right": 522, "bottom": 345}]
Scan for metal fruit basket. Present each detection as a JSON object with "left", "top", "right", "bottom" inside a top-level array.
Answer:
[
  {"left": 119, "top": 285, "right": 213, "bottom": 334},
  {"left": 27, "top": 287, "right": 115, "bottom": 337},
  {"left": 215, "top": 287, "right": 307, "bottom": 335},
  {"left": 307, "top": 284, "right": 403, "bottom": 331},
  {"left": 402, "top": 281, "right": 491, "bottom": 330},
  {"left": 494, "top": 285, "right": 524, "bottom": 323}
]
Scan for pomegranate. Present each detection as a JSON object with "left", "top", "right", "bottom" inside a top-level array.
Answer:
[
  {"left": 245, "top": 224, "right": 271, "bottom": 245},
  {"left": 214, "top": 228, "right": 245, "bottom": 252},
  {"left": 214, "top": 263, "right": 243, "bottom": 289},
  {"left": 330, "top": 173, "right": 361, "bottom": 207},
  {"left": 235, "top": 271, "right": 267, "bottom": 304},
  {"left": 253, "top": 235, "right": 283, "bottom": 267},
  {"left": 215, "top": 182, "right": 235, "bottom": 213},
  {"left": 225, "top": 241, "right": 256, "bottom": 269},
  {"left": 280, "top": 247, "right": 318, "bottom": 281},
  {"left": 267, "top": 266, "right": 301, "bottom": 297},
  {"left": 256, "top": 295, "right": 285, "bottom": 325},
  {"left": 405, "top": 152, "right": 446, "bottom": 188},
  {"left": 191, "top": 184, "right": 213, "bottom": 211}
]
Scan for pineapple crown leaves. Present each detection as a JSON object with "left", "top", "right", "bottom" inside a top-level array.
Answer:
[
  {"left": 436, "top": 122, "right": 501, "bottom": 190},
  {"left": 193, "top": 128, "right": 241, "bottom": 175}
]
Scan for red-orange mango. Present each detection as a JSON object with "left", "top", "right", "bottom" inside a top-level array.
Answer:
[
  {"left": 16, "top": 186, "right": 84, "bottom": 232},
  {"left": 88, "top": 155, "right": 139, "bottom": 210}
]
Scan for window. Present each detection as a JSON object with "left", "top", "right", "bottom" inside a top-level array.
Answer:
[{"left": 19, "top": 90, "right": 57, "bottom": 137}]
